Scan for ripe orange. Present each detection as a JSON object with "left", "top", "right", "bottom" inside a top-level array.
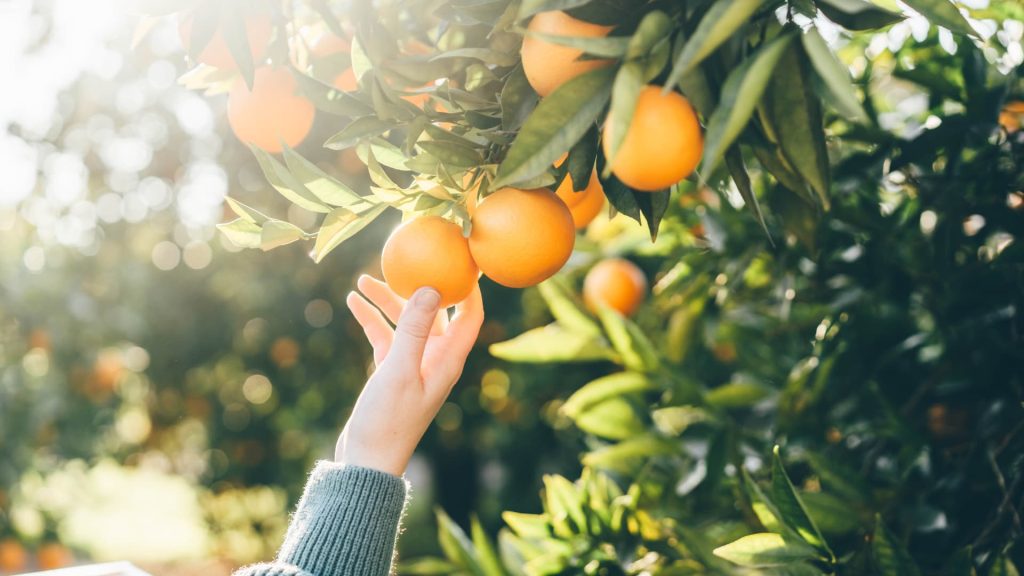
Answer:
[
  {"left": 583, "top": 258, "right": 647, "bottom": 316},
  {"left": 556, "top": 171, "right": 605, "bottom": 228},
  {"left": 520, "top": 11, "right": 613, "bottom": 97},
  {"left": 228, "top": 67, "right": 316, "bottom": 153},
  {"left": 0, "top": 539, "right": 27, "bottom": 573},
  {"left": 179, "top": 12, "right": 272, "bottom": 71},
  {"left": 381, "top": 216, "right": 479, "bottom": 307},
  {"left": 37, "top": 543, "right": 72, "bottom": 570},
  {"left": 603, "top": 85, "right": 703, "bottom": 191},
  {"left": 469, "top": 187, "right": 575, "bottom": 288},
  {"left": 333, "top": 68, "right": 358, "bottom": 91},
  {"left": 1000, "top": 100, "right": 1023, "bottom": 132}
]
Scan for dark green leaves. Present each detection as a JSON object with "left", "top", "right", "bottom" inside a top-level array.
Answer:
[
  {"left": 802, "top": 28, "right": 868, "bottom": 123},
  {"left": 702, "top": 32, "right": 796, "bottom": 176},
  {"left": 665, "top": 0, "right": 765, "bottom": 92},
  {"left": 817, "top": 0, "right": 903, "bottom": 30},
  {"left": 713, "top": 533, "right": 818, "bottom": 567},
  {"left": 494, "top": 67, "right": 615, "bottom": 188},
  {"left": 770, "top": 447, "right": 832, "bottom": 557},
  {"left": 764, "top": 41, "right": 831, "bottom": 209},
  {"left": 873, "top": 515, "right": 921, "bottom": 576},
  {"left": 902, "top": 0, "right": 977, "bottom": 37}
]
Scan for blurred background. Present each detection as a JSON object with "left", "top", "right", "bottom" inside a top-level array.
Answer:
[{"left": 0, "top": 0, "right": 1022, "bottom": 574}]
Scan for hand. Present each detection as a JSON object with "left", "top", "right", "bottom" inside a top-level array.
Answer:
[{"left": 336, "top": 275, "right": 484, "bottom": 476}]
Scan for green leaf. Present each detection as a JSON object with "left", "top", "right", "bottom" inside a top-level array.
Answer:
[
  {"left": 292, "top": 72, "right": 374, "bottom": 117},
  {"left": 665, "top": 0, "right": 765, "bottom": 92},
  {"left": 581, "top": 434, "right": 677, "bottom": 473},
  {"left": 712, "top": 533, "right": 818, "bottom": 568},
  {"left": 494, "top": 66, "right": 615, "bottom": 188},
  {"left": 765, "top": 42, "right": 831, "bottom": 209},
  {"left": 489, "top": 324, "right": 617, "bottom": 363},
  {"left": 418, "top": 140, "right": 484, "bottom": 169},
  {"left": 902, "top": 0, "right": 976, "bottom": 36},
  {"left": 217, "top": 218, "right": 262, "bottom": 249},
  {"left": 537, "top": 279, "right": 602, "bottom": 337},
  {"left": 282, "top": 146, "right": 369, "bottom": 209},
  {"left": 312, "top": 204, "right": 388, "bottom": 263},
  {"left": 701, "top": 32, "right": 795, "bottom": 176},
  {"left": 872, "top": 515, "right": 921, "bottom": 576},
  {"left": 224, "top": 197, "right": 269, "bottom": 224},
  {"left": 597, "top": 306, "right": 660, "bottom": 372},
  {"left": 522, "top": 29, "right": 629, "bottom": 58},
  {"left": 635, "top": 189, "right": 671, "bottom": 242},
  {"left": 324, "top": 116, "right": 396, "bottom": 150},
  {"left": 501, "top": 511, "right": 550, "bottom": 539},
  {"left": 651, "top": 405, "right": 709, "bottom": 436},
  {"left": 260, "top": 219, "right": 306, "bottom": 251},
  {"left": 800, "top": 491, "right": 862, "bottom": 537},
  {"left": 771, "top": 447, "right": 832, "bottom": 557},
  {"left": 743, "top": 468, "right": 785, "bottom": 533},
  {"left": 990, "top": 554, "right": 1020, "bottom": 576},
  {"left": 725, "top": 147, "right": 773, "bottom": 243},
  {"left": 220, "top": 8, "right": 255, "bottom": 88},
  {"left": 349, "top": 34, "right": 373, "bottom": 85},
  {"left": 471, "top": 515, "right": 507, "bottom": 576},
  {"left": 437, "top": 508, "right": 485, "bottom": 575},
  {"left": 600, "top": 172, "right": 641, "bottom": 222},
  {"left": 603, "top": 61, "right": 645, "bottom": 174},
  {"left": 817, "top": 0, "right": 903, "bottom": 30},
  {"left": 562, "top": 372, "right": 656, "bottom": 418},
  {"left": 706, "top": 379, "right": 774, "bottom": 408},
  {"left": 566, "top": 125, "right": 598, "bottom": 192},
  {"left": 500, "top": 65, "right": 538, "bottom": 132},
  {"left": 250, "top": 146, "right": 331, "bottom": 213},
  {"left": 801, "top": 28, "right": 868, "bottom": 123},
  {"left": 542, "top": 475, "right": 587, "bottom": 537}
]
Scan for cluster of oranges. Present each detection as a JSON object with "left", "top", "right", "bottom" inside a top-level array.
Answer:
[{"left": 0, "top": 539, "right": 72, "bottom": 573}]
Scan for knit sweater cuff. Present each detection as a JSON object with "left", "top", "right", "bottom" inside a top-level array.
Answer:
[{"left": 276, "top": 460, "right": 409, "bottom": 576}]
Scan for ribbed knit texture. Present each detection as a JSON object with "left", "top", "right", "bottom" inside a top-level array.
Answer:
[{"left": 233, "top": 461, "right": 409, "bottom": 576}]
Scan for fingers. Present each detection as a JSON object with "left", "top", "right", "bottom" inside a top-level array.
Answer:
[
  {"left": 445, "top": 283, "right": 485, "bottom": 358},
  {"left": 357, "top": 275, "right": 447, "bottom": 334},
  {"left": 384, "top": 287, "right": 441, "bottom": 373},
  {"left": 346, "top": 292, "right": 393, "bottom": 365}
]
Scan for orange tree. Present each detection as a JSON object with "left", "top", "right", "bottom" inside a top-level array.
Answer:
[{"left": 138, "top": 0, "right": 1024, "bottom": 573}]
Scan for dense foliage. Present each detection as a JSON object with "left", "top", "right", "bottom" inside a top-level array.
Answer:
[{"left": 1, "top": 0, "right": 1022, "bottom": 574}]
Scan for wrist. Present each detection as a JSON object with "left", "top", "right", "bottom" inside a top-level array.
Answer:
[{"left": 335, "top": 428, "right": 410, "bottom": 477}]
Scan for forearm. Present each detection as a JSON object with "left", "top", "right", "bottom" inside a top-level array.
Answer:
[{"left": 234, "top": 461, "right": 409, "bottom": 576}]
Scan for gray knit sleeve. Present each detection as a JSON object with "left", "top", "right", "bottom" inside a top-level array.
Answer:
[{"left": 234, "top": 461, "right": 410, "bottom": 576}]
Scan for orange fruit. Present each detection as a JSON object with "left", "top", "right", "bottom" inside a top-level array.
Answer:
[
  {"left": 337, "top": 148, "right": 365, "bottom": 175},
  {"left": 603, "top": 85, "right": 703, "bottom": 191},
  {"left": 520, "top": 11, "right": 613, "bottom": 97},
  {"left": 381, "top": 216, "right": 479, "bottom": 307},
  {"left": 37, "top": 543, "right": 72, "bottom": 570},
  {"left": 333, "top": 68, "right": 358, "bottom": 91},
  {"left": 228, "top": 67, "right": 316, "bottom": 153},
  {"left": 0, "top": 539, "right": 27, "bottom": 573},
  {"left": 469, "top": 187, "right": 575, "bottom": 288},
  {"left": 583, "top": 258, "right": 647, "bottom": 316},
  {"left": 999, "top": 100, "right": 1023, "bottom": 132},
  {"left": 567, "top": 174, "right": 606, "bottom": 229},
  {"left": 179, "top": 12, "right": 272, "bottom": 71}
]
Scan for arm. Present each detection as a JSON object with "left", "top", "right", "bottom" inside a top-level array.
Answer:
[{"left": 235, "top": 277, "right": 484, "bottom": 576}]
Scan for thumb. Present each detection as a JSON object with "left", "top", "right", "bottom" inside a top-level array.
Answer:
[{"left": 386, "top": 288, "right": 441, "bottom": 370}]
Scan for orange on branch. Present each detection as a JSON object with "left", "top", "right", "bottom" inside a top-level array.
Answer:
[
  {"left": 520, "top": 11, "right": 613, "bottom": 97},
  {"left": 381, "top": 216, "right": 479, "bottom": 307},
  {"left": 178, "top": 12, "right": 272, "bottom": 71},
  {"left": 469, "top": 187, "right": 575, "bottom": 288},
  {"left": 583, "top": 258, "right": 647, "bottom": 316},
  {"left": 603, "top": 85, "right": 703, "bottom": 191},
  {"left": 566, "top": 174, "right": 606, "bottom": 229},
  {"left": 227, "top": 67, "right": 316, "bottom": 153}
]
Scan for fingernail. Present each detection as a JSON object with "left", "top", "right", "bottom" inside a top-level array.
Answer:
[{"left": 414, "top": 288, "right": 441, "bottom": 310}]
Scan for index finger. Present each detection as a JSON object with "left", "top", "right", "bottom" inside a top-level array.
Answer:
[{"left": 442, "top": 283, "right": 484, "bottom": 358}]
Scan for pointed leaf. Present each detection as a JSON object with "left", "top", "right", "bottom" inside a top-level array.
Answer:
[
  {"left": 220, "top": 9, "right": 256, "bottom": 88},
  {"left": 489, "top": 324, "right": 617, "bottom": 364},
  {"left": 873, "top": 515, "right": 921, "bottom": 576},
  {"left": 802, "top": 28, "right": 868, "bottom": 122},
  {"left": 701, "top": 33, "right": 795, "bottom": 176},
  {"left": 771, "top": 447, "right": 832, "bottom": 557},
  {"left": 260, "top": 219, "right": 306, "bottom": 251},
  {"left": 635, "top": 188, "right": 671, "bottom": 241},
  {"left": 218, "top": 218, "right": 261, "bottom": 249},
  {"left": 665, "top": 0, "right": 765, "bottom": 91},
  {"left": 817, "top": 0, "right": 903, "bottom": 30},
  {"left": 494, "top": 67, "right": 615, "bottom": 188},
  {"left": 313, "top": 204, "right": 388, "bottom": 263},
  {"left": 713, "top": 533, "right": 818, "bottom": 568},
  {"left": 470, "top": 516, "right": 506, "bottom": 576},
  {"left": 324, "top": 116, "right": 396, "bottom": 150},
  {"left": 224, "top": 197, "right": 269, "bottom": 224},
  {"left": 436, "top": 509, "right": 485, "bottom": 575},
  {"left": 725, "top": 147, "right": 772, "bottom": 243},
  {"left": 250, "top": 146, "right": 331, "bottom": 213},
  {"left": 537, "top": 279, "right": 602, "bottom": 337},
  {"left": 562, "top": 372, "right": 656, "bottom": 418},
  {"left": 282, "top": 145, "right": 368, "bottom": 208},
  {"left": 597, "top": 306, "right": 660, "bottom": 372}
]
